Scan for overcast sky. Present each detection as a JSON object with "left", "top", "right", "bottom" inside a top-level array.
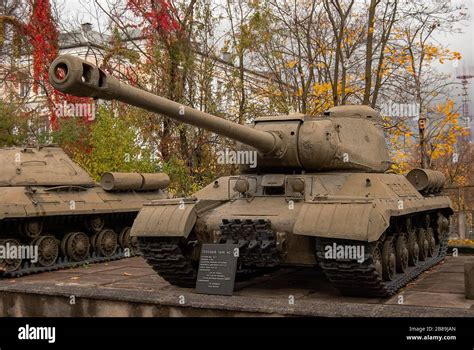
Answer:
[{"left": 436, "top": 1, "right": 474, "bottom": 109}]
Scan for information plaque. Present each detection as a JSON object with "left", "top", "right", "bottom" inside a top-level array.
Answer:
[{"left": 195, "top": 243, "right": 239, "bottom": 296}]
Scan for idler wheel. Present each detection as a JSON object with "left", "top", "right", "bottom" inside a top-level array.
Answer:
[
  {"left": 94, "top": 229, "right": 117, "bottom": 257},
  {"left": 85, "top": 216, "right": 105, "bottom": 233},
  {"left": 417, "top": 228, "right": 429, "bottom": 261},
  {"left": 426, "top": 227, "right": 436, "bottom": 257},
  {"left": 33, "top": 236, "right": 59, "bottom": 267},
  {"left": 372, "top": 243, "right": 383, "bottom": 278},
  {"left": 61, "top": 232, "right": 90, "bottom": 262},
  {"left": 407, "top": 231, "right": 419, "bottom": 266},
  {"left": 19, "top": 220, "right": 43, "bottom": 238},
  {"left": 118, "top": 227, "right": 139, "bottom": 254},
  {"left": 0, "top": 239, "right": 23, "bottom": 272},
  {"left": 395, "top": 234, "right": 409, "bottom": 273},
  {"left": 382, "top": 237, "right": 396, "bottom": 281}
]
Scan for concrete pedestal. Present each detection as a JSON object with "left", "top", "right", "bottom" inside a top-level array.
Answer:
[
  {"left": 0, "top": 256, "right": 473, "bottom": 316},
  {"left": 465, "top": 262, "right": 474, "bottom": 300}
]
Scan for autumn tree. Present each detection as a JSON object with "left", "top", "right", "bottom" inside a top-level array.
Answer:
[
  {"left": 71, "top": 107, "right": 157, "bottom": 180},
  {"left": 86, "top": 0, "right": 232, "bottom": 193},
  {"left": 0, "top": 0, "right": 59, "bottom": 129},
  {"left": 381, "top": 1, "right": 466, "bottom": 171}
]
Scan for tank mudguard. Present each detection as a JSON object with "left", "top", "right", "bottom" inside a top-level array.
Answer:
[
  {"left": 293, "top": 200, "right": 390, "bottom": 242},
  {"left": 294, "top": 195, "right": 453, "bottom": 242},
  {"left": 130, "top": 198, "right": 198, "bottom": 238}
]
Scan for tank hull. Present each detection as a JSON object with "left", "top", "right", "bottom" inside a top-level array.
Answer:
[
  {"left": 132, "top": 172, "right": 452, "bottom": 297},
  {"left": 0, "top": 146, "right": 167, "bottom": 277},
  {"left": 0, "top": 186, "right": 166, "bottom": 277}
]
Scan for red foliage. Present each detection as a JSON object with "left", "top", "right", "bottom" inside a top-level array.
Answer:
[
  {"left": 24, "top": 0, "right": 61, "bottom": 128},
  {"left": 26, "top": 0, "right": 58, "bottom": 92},
  {"left": 3, "top": 1, "right": 94, "bottom": 134},
  {"left": 127, "top": 0, "right": 181, "bottom": 39},
  {"left": 24, "top": 1, "right": 94, "bottom": 129},
  {"left": 125, "top": 67, "right": 138, "bottom": 86}
]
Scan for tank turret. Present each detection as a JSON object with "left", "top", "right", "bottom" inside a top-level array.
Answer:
[
  {"left": 49, "top": 55, "right": 390, "bottom": 173},
  {"left": 0, "top": 145, "right": 95, "bottom": 187}
]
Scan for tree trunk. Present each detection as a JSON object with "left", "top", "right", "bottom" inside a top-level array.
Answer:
[{"left": 363, "top": 0, "right": 377, "bottom": 105}]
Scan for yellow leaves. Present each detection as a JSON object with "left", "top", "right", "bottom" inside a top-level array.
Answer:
[
  {"left": 0, "top": 18, "right": 4, "bottom": 47},
  {"left": 390, "top": 147, "right": 414, "bottom": 175},
  {"left": 305, "top": 80, "right": 356, "bottom": 115},
  {"left": 287, "top": 60, "right": 298, "bottom": 69},
  {"left": 384, "top": 46, "right": 421, "bottom": 77},
  {"left": 424, "top": 45, "right": 439, "bottom": 61},
  {"left": 308, "top": 82, "right": 333, "bottom": 113},
  {"left": 385, "top": 97, "right": 467, "bottom": 175},
  {"left": 434, "top": 99, "right": 458, "bottom": 121},
  {"left": 422, "top": 46, "right": 462, "bottom": 65},
  {"left": 451, "top": 51, "right": 462, "bottom": 61},
  {"left": 448, "top": 239, "right": 474, "bottom": 247},
  {"left": 312, "top": 82, "right": 332, "bottom": 95},
  {"left": 343, "top": 29, "right": 358, "bottom": 45},
  {"left": 422, "top": 99, "right": 464, "bottom": 167},
  {"left": 431, "top": 148, "right": 443, "bottom": 159}
]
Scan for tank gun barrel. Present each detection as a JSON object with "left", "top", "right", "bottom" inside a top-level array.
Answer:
[{"left": 49, "top": 55, "right": 280, "bottom": 155}]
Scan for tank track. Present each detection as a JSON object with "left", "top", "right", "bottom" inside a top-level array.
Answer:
[
  {"left": 138, "top": 215, "right": 449, "bottom": 296},
  {"left": 0, "top": 249, "right": 135, "bottom": 278},
  {"left": 219, "top": 219, "right": 280, "bottom": 268},
  {"left": 138, "top": 238, "right": 198, "bottom": 288},
  {"left": 0, "top": 213, "right": 139, "bottom": 278},
  {"left": 315, "top": 214, "right": 449, "bottom": 297},
  {"left": 138, "top": 219, "right": 281, "bottom": 288}
]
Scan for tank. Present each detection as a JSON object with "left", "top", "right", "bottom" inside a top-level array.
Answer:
[
  {"left": 48, "top": 55, "right": 453, "bottom": 297},
  {"left": 0, "top": 145, "right": 169, "bottom": 277}
]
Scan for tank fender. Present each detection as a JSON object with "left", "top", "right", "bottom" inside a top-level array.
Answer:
[
  {"left": 293, "top": 201, "right": 390, "bottom": 242},
  {"left": 131, "top": 198, "right": 198, "bottom": 238},
  {"left": 130, "top": 198, "right": 225, "bottom": 238}
]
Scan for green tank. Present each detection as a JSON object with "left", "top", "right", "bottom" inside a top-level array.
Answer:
[
  {"left": 0, "top": 145, "right": 169, "bottom": 277},
  {"left": 48, "top": 55, "right": 453, "bottom": 297}
]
